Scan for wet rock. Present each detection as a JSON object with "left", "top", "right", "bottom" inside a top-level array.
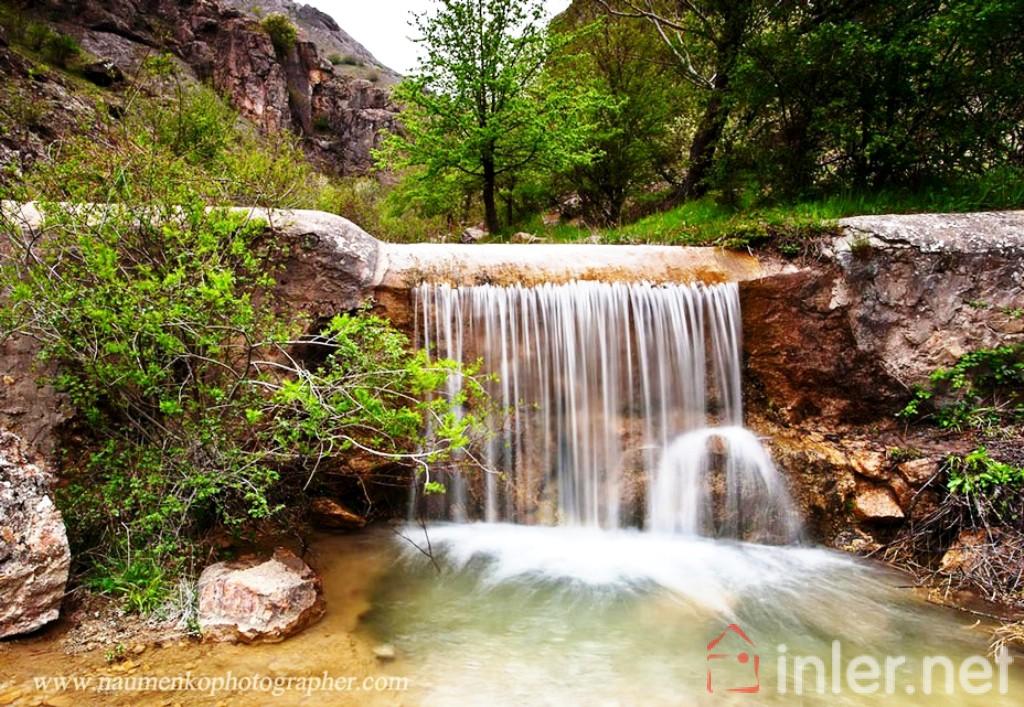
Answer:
[
  {"left": 0, "top": 430, "right": 71, "bottom": 639},
  {"left": 851, "top": 486, "right": 904, "bottom": 522},
  {"left": 197, "top": 548, "right": 325, "bottom": 644},
  {"left": 832, "top": 527, "right": 882, "bottom": 554},
  {"left": 939, "top": 529, "right": 1006, "bottom": 574},
  {"left": 898, "top": 457, "right": 939, "bottom": 485},
  {"left": 310, "top": 497, "right": 366, "bottom": 531},
  {"left": 849, "top": 449, "right": 888, "bottom": 480},
  {"left": 81, "top": 60, "right": 124, "bottom": 87}
]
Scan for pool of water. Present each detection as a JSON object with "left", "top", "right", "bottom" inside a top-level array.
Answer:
[
  {"left": 2, "top": 525, "right": 1019, "bottom": 706},
  {"left": 362, "top": 523, "right": 1022, "bottom": 706}
]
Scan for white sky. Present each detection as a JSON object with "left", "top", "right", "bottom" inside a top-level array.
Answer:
[{"left": 305, "top": 1, "right": 573, "bottom": 74}]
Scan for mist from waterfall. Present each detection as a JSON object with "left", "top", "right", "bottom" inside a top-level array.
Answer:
[{"left": 413, "top": 280, "right": 798, "bottom": 543}]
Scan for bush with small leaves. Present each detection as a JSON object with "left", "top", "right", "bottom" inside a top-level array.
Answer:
[
  {"left": 0, "top": 80, "right": 483, "bottom": 611},
  {"left": 42, "top": 32, "right": 80, "bottom": 68},
  {"left": 260, "top": 13, "right": 297, "bottom": 56}
]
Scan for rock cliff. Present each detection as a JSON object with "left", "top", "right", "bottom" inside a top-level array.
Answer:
[{"left": 31, "top": 0, "right": 399, "bottom": 175}]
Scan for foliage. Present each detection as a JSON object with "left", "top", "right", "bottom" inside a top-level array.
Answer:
[
  {"left": 41, "top": 31, "right": 80, "bottom": 68},
  {"left": 23, "top": 21, "right": 51, "bottom": 50},
  {"left": 375, "top": 0, "right": 605, "bottom": 233},
  {"left": 889, "top": 444, "right": 1024, "bottom": 606},
  {"left": 549, "top": 10, "right": 687, "bottom": 224},
  {"left": 593, "top": 0, "right": 1024, "bottom": 203},
  {"left": 887, "top": 446, "right": 923, "bottom": 464},
  {"left": 13, "top": 60, "right": 322, "bottom": 211},
  {"left": 104, "top": 643, "right": 128, "bottom": 664},
  {"left": 899, "top": 344, "right": 1024, "bottom": 431},
  {"left": 519, "top": 173, "right": 1024, "bottom": 246},
  {"left": 260, "top": 13, "right": 298, "bottom": 56},
  {"left": 88, "top": 556, "right": 169, "bottom": 615},
  {"left": 314, "top": 176, "right": 450, "bottom": 243},
  {"left": 0, "top": 82, "right": 482, "bottom": 609},
  {"left": 946, "top": 448, "right": 1024, "bottom": 499},
  {"left": 327, "top": 52, "right": 360, "bottom": 66}
]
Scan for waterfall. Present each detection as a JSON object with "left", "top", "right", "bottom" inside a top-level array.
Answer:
[{"left": 413, "top": 280, "right": 799, "bottom": 543}]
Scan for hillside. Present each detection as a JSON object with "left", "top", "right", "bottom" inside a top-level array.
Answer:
[{"left": 0, "top": 0, "right": 399, "bottom": 177}]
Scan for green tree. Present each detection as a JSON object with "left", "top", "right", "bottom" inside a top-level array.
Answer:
[
  {"left": 377, "top": 0, "right": 601, "bottom": 233},
  {"left": 553, "top": 7, "right": 685, "bottom": 223},
  {"left": 596, "top": 0, "right": 771, "bottom": 200}
]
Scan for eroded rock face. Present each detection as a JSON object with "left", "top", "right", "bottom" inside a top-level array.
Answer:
[
  {"left": 39, "top": 0, "right": 399, "bottom": 175},
  {"left": 834, "top": 211, "right": 1024, "bottom": 388},
  {"left": 0, "top": 430, "right": 70, "bottom": 639},
  {"left": 742, "top": 211, "right": 1024, "bottom": 424},
  {"left": 744, "top": 212, "right": 1023, "bottom": 549},
  {"left": 197, "top": 548, "right": 325, "bottom": 643}
]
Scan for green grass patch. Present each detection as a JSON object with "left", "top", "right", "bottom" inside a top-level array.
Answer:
[{"left": 515, "top": 171, "right": 1024, "bottom": 248}]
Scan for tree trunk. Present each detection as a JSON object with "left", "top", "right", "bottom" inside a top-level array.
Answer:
[
  {"left": 680, "top": 89, "right": 729, "bottom": 199},
  {"left": 678, "top": 8, "right": 750, "bottom": 200},
  {"left": 482, "top": 154, "right": 499, "bottom": 234}
]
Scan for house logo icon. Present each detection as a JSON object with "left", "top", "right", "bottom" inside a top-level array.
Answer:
[{"left": 706, "top": 623, "right": 760, "bottom": 694}]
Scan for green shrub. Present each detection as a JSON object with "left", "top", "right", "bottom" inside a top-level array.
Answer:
[
  {"left": 87, "top": 555, "right": 169, "bottom": 614},
  {"left": 260, "top": 12, "right": 297, "bottom": 56},
  {"left": 887, "top": 446, "right": 923, "bottom": 463},
  {"left": 0, "top": 83, "right": 482, "bottom": 610},
  {"left": 0, "top": 194, "right": 481, "bottom": 607},
  {"left": 335, "top": 54, "right": 362, "bottom": 66},
  {"left": 148, "top": 84, "right": 237, "bottom": 163},
  {"left": 314, "top": 176, "right": 450, "bottom": 242},
  {"left": 23, "top": 21, "right": 51, "bottom": 50},
  {"left": 898, "top": 344, "right": 1024, "bottom": 430},
  {"left": 947, "top": 447, "right": 1024, "bottom": 498},
  {"left": 42, "top": 32, "right": 80, "bottom": 68}
]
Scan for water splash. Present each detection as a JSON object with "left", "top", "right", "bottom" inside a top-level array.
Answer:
[
  {"left": 648, "top": 426, "right": 800, "bottom": 542},
  {"left": 414, "top": 280, "right": 797, "bottom": 542}
]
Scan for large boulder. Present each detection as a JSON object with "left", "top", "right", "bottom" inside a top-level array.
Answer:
[
  {"left": 197, "top": 548, "right": 325, "bottom": 643},
  {"left": 260, "top": 208, "right": 383, "bottom": 318},
  {"left": 0, "top": 431, "right": 70, "bottom": 639}
]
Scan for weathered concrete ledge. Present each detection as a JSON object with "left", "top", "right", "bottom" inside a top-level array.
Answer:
[
  {"left": 1, "top": 203, "right": 765, "bottom": 292},
  {"left": 375, "top": 242, "right": 764, "bottom": 287}
]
